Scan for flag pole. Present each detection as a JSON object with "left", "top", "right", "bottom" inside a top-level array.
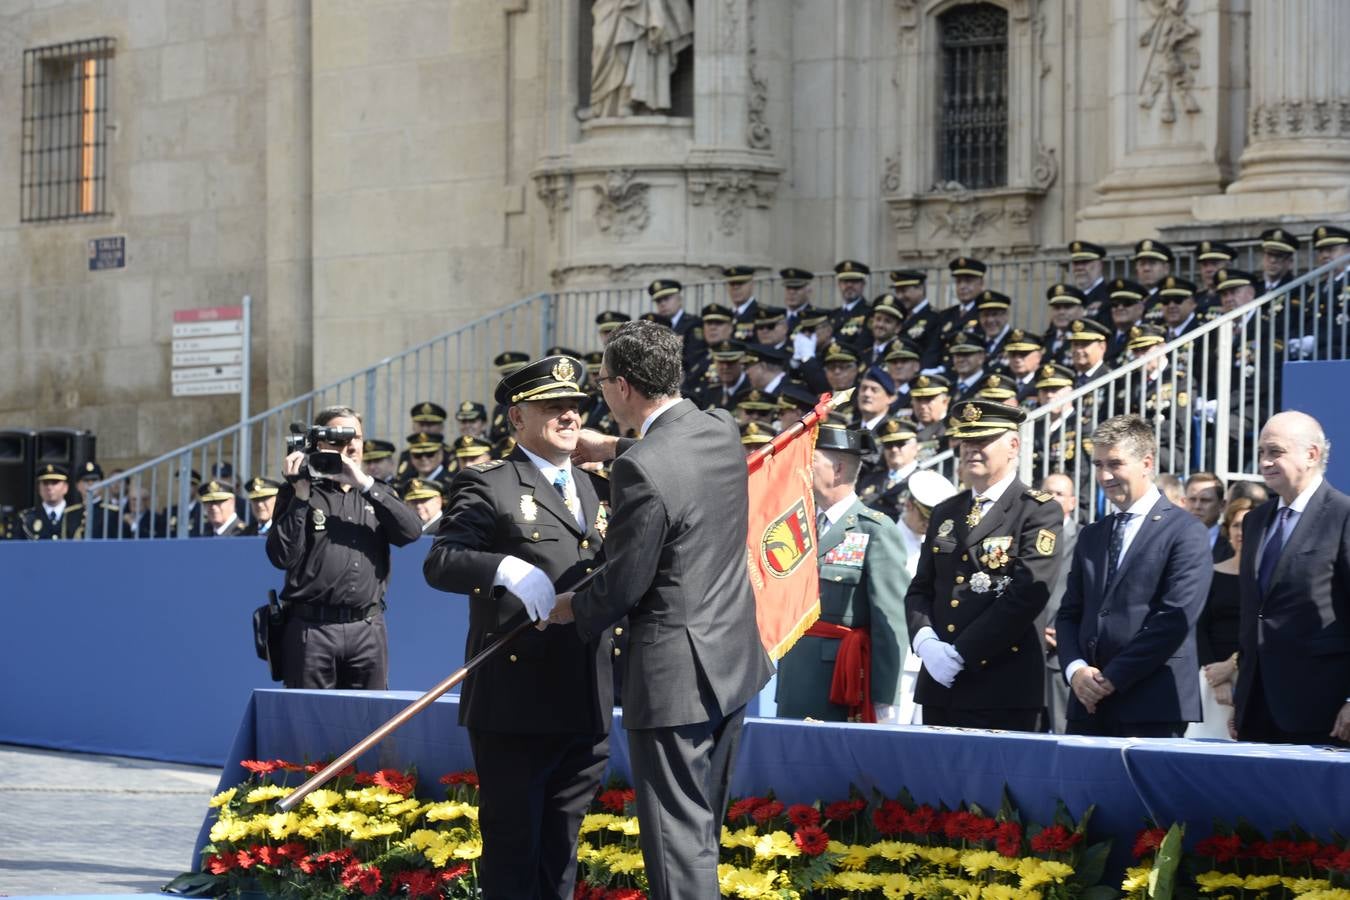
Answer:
[{"left": 745, "top": 388, "right": 854, "bottom": 474}]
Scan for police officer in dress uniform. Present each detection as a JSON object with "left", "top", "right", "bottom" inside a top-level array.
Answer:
[
  {"left": 455, "top": 401, "right": 490, "bottom": 439},
  {"left": 858, "top": 417, "right": 922, "bottom": 521},
  {"left": 1066, "top": 241, "right": 1112, "bottom": 325},
  {"left": 1042, "top": 283, "right": 1087, "bottom": 366},
  {"left": 71, "top": 460, "right": 131, "bottom": 539},
  {"left": 489, "top": 352, "right": 531, "bottom": 443},
  {"left": 240, "top": 477, "right": 282, "bottom": 536},
  {"left": 890, "top": 269, "right": 945, "bottom": 371},
  {"left": 19, "top": 464, "right": 83, "bottom": 540},
  {"left": 723, "top": 266, "right": 760, "bottom": 342},
  {"left": 423, "top": 354, "right": 614, "bottom": 900},
  {"left": 361, "top": 440, "right": 399, "bottom": 485},
  {"left": 776, "top": 424, "right": 911, "bottom": 722},
  {"left": 1193, "top": 239, "right": 1238, "bottom": 312},
  {"left": 197, "top": 480, "right": 249, "bottom": 537},
  {"left": 831, "top": 260, "right": 872, "bottom": 347},
  {"left": 940, "top": 257, "right": 987, "bottom": 343},
  {"left": 904, "top": 400, "right": 1064, "bottom": 731}
]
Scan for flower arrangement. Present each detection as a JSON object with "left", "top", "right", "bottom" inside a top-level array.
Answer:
[
  {"left": 172, "top": 763, "right": 1115, "bottom": 899},
  {"left": 1123, "top": 822, "right": 1350, "bottom": 900}
]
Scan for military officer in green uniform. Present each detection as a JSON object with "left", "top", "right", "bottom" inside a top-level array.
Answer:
[
  {"left": 904, "top": 400, "right": 1064, "bottom": 732},
  {"left": 776, "top": 423, "right": 911, "bottom": 722},
  {"left": 19, "top": 464, "right": 83, "bottom": 540}
]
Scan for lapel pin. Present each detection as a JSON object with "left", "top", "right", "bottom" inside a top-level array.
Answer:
[{"left": 1152, "top": 515, "right": 1162, "bottom": 521}]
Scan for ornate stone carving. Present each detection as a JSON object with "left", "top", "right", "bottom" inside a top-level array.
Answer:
[
  {"left": 929, "top": 189, "right": 1005, "bottom": 242},
  {"left": 688, "top": 170, "right": 777, "bottom": 237},
  {"left": 1250, "top": 100, "right": 1350, "bottom": 139},
  {"left": 881, "top": 156, "right": 902, "bottom": 193},
  {"left": 535, "top": 172, "right": 572, "bottom": 235},
  {"left": 592, "top": 170, "right": 651, "bottom": 240},
  {"left": 722, "top": 0, "right": 740, "bottom": 51},
  {"left": 1138, "top": 0, "right": 1201, "bottom": 124},
  {"left": 1030, "top": 144, "right": 1058, "bottom": 190},
  {"left": 746, "top": 0, "right": 772, "bottom": 150}
]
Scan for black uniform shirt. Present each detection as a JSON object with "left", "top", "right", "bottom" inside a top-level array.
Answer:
[{"left": 266, "top": 479, "right": 423, "bottom": 609}]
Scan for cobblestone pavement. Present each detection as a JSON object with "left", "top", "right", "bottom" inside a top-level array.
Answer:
[{"left": 0, "top": 744, "right": 219, "bottom": 896}]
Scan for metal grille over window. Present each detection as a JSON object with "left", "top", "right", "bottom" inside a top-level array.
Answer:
[
  {"left": 938, "top": 5, "right": 1008, "bottom": 191},
  {"left": 21, "top": 38, "right": 114, "bottom": 223}
]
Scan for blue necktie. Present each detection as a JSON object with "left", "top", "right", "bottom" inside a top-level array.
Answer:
[
  {"left": 553, "top": 470, "right": 580, "bottom": 524},
  {"left": 1257, "top": 507, "right": 1291, "bottom": 595},
  {"left": 1106, "top": 512, "right": 1131, "bottom": 584}
]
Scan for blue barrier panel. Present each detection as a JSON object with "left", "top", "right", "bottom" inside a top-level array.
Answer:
[
  {"left": 1282, "top": 360, "right": 1350, "bottom": 487},
  {"left": 0, "top": 537, "right": 467, "bottom": 766}
]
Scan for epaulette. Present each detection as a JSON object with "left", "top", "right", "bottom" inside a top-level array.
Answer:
[
  {"left": 1026, "top": 489, "right": 1054, "bottom": 503},
  {"left": 857, "top": 506, "right": 890, "bottom": 524},
  {"left": 468, "top": 460, "right": 505, "bottom": 472}
]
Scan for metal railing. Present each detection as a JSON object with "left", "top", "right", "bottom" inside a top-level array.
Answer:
[
  {"left": 78, "top": 240, "right": 1335, "bottom": 538},
  {"left": 1017, "top": 255, "right": 1349, "bottom": 523}
]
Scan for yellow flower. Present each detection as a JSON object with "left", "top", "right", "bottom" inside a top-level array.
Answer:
[
  {"left": 989, "top": 855, "right": 1022, "bottom": 873},
  {"left": 875, "top": 840, "right": 921, "bottom": 863},
  {"left": 301, "top": 789, "right": 342, "bottom": 810},
  {"left": 1286, "top": 878, "right": 1332, "bottom": 894},
  {"left": 208, "top": 788, "right": 237, "bottom": 808},
  {"left": 923, "top": 845, "right": 962, "bottom": 868},
  {"left": 753, "top": 830, "right": 800, "bottom": 860},
  {"left": 244, "top": 784, "right": 294, "bottom": 804},
  {"left": 722, "top": 825, "right": 760, "bottom": 849},
  {"left": 265, "top": 812, "right": 302, "bottom": 840},
  {"left": 424, "top": 801, "right": 478, "bottom": 822},
  {"left": 962, "top": 849, "right": 1004, "bottom": 876},
  {"left": 881, "top": 872, "right": 913, "bottom": 899},
  {"left": 1038, "top": 860, "right": 1074, "bottom": 883},
  {"left": 1244, "top": 875, "right": 1283, "bottom": 891},
  {"left": 1195, "top": 872, "right": 1245, "bottom": 892},
  {"left": 582, "top": 813, "right": 619, "bottom": 833},
  {"left": 1018, "top": 858, "right": 1052, "bottom": 889},
  {"left": 1296, "top": 890, "right": 1350, "bottom": 900},
  {"left": 837, "top": 843, "right": 874, "bottom": 870},
  {"left": 451, "top": 838, "right": 483, "bottom": 860},
  {"left": 610, "top": 851, "right": 646, "bottom": 874},
  {"left": 1121, "top": 865, "right": 1152, "bottom": 894},
  {"left": 984, "top": 885, "right": 1021, "bottom": 900},
  {"left": 941, "top": 876, "right": 982, "bottom": 900},
  {"left": 719, "top": 865, "right": 781, "bottom": 898},
  {"left": 833, "top": 871, "right": 882, "bottom": 893},
  {"left": 1018, "top": 891, "right": 1043, "bottom": 900},
  {"left": 606, "top": 816, "right": 641, "bottom": 836}
]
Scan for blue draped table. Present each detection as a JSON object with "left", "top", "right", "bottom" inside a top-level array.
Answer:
[{"left": 193, "top": 689, "right": 1349, "bottom": 876}]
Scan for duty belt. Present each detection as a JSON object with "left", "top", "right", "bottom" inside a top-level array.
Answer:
[{"left": 289, "top": 602, "right": 382, "bottom": 624}]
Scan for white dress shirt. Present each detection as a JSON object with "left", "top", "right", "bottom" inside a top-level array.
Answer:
[
  {"left": 640, "top": 397, "right": 684, "bottom": 438},
  {"left": 819, "top": 492, "right": 858, "bottom": 533},
  {"left": 1255, "top": 475, "right": 1323, "bottom": 571},
  {"left": 213, "top": 513, "right": 240, "bottom": 536},
  {"left": 517, "top": 443, "right": 584, "bottom": 528}
]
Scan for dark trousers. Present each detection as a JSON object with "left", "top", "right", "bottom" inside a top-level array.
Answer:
[
  {"left": 469, "top": 729, "right": 609, "bottom": 900},
  {"left": 923, "top": 705, "right": 1040, "bottom": 732},
  {"left": 628, "top": 704, "right": 748, "bottom": 900},
  {"left": 281, "top": 613, "right": 388, "bottom": 690},
  {"left": 1238, "top": 670, "right": 1349, "bottom": 747},
  {"left": 1066, "top": 718, "right": 1186, "bottom": 738}
]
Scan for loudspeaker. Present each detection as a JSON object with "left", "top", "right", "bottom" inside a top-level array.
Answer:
[
  {"left": 0, "top": 429, "right": 38, "bottom": 512},
  {"left": 36, "top": 428, "right": 97, "bottom": 483}
]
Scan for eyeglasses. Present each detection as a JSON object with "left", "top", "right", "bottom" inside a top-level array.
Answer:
[{"left": 595, "top": 373, "right": 620, "bottom": 386}]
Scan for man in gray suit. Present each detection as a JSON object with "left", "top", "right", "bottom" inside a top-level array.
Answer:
[{"left": 547, "top": 320, "right": 774, "bottom": 900}]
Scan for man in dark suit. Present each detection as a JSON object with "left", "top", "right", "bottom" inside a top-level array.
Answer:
[
  {"left": 904, "top": 400, "right": 1063, "bottom": 731},
  {"left": 423, "top": 355, "right": 614, "bottom": 899},
  {"left": 1232, "top": 411, "right": 1350, "bottom": 746},
  {"left": 548, "top": 321, "right": 774, "bottom": 900},
  {"left": 1056, "top": 415, "right": 1212, "bottom": 737}
]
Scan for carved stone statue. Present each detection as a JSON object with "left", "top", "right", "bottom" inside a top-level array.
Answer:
[{"left": 588, "top": 0, "right": 694, "bottom": 118}]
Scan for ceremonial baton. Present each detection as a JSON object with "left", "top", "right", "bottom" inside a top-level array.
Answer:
[
  {"left": 744, "top": 388, "right": 853, "bottom": 473},
  {"left": 275, "top": 564, "right": 605, "bottom": 813}
]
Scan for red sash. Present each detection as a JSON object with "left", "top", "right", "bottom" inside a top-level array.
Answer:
[{"left": 804, "top": 621, "right": 875, "bottom": 723}]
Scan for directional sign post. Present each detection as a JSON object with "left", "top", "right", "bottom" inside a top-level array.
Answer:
[{"left": 170, "top": 297, "right": 253, "bottom": 480}]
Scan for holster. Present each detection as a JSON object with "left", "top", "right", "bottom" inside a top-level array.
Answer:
[{"left": 252, "top": 589, "right": 287, "bottom": 681}]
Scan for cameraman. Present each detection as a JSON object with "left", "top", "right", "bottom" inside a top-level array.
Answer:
[{"left": 267, "top": 406, "right": 423, "bottom": 689}]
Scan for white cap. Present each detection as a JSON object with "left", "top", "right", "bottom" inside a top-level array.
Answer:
[{"left": 907, "top": 469, "right": 958, "bottom": 512}]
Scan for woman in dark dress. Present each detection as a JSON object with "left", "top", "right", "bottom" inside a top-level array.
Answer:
[{"left": 1186, "top": 497, "right": 1251, "bottom": 739}]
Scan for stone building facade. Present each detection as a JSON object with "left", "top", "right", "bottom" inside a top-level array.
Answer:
[{"left": 1, "top": 0, "right": 1346, "bottom": 465}]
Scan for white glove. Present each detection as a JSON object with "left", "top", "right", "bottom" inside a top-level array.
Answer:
[
  {"left": 1201, "top": 398, "right": 1219, "bottom": 425},
  {"left": 493, "top": 555, "right": 556, "bottom": 622},
  {"left": 914, "top": 631, "right": 964, "bottom": 688},
  {"left": 1294, "top": 335, "right": 1315, "bottom": 360},
  {"left": 792, "top": 332, "right": 817, "bottom": 364},
  {"left": 873, "top": 703, "right": 902, "bottom": 724}
]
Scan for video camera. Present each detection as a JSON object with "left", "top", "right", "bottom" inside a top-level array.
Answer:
[{"left": 286, "top": 422, "right": 358, "bottom": 480}]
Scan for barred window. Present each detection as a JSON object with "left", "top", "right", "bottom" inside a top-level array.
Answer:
[
  {"left": 21, "top": 38, "right": 114, "bottom": 222},
  {"left": 937, "top": 4, "right": 1007, "bottom": 190}
]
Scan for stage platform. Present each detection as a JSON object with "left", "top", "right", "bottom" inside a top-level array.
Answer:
[{"left": 197, "top": 688, "right": 1350, "bottom": 879}]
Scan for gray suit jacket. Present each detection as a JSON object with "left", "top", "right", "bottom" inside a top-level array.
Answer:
[{"left": 573, "top": 399, "right": 774, "bottom": 729}]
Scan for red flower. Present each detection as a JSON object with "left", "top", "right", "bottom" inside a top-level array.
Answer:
[
  {"left": 354, "top": 771, "right": 376, "bottom": 786},
  {"left": 1327, "top": 849, "right": 1350, "bottom": 873},
  {"left": 786, "top": 804, "right": 821, "bottom": 828},
  {"left": 606, "top": 889, "right": 647, "bottom": 900},
  {"left": 204, "top": 853, "right": 235, "bottom": 875},
  {"left": 908, "top": 805, "right": 940, "bottom": 836},
  {"left": 1195, "top": 834, "right": 1243, "bottom": 863},
  {"left": 751, "top": 800, "right": 785, "bottom": 824},
  {"left": 372, "top": 768, "right": 416, "bottom": 796},
  {"left": 597, "top": 788, "right": 637, "bottom": 813},
  {"left": 727, "top": 796, "right": 768, "bottom": 821},
  {"left": 794, "top": 825, "right": 830, "bottom": 857},
  {"left": 276, "top": 842, "right": 308, "bottom": 862},
  {"left": 255, "top": 845, "right": 282, "bottom": 867},
  {"left": 236, "top": 849, "right": 257, "bottom": 870},
  {"left": 240, "top": 759, "right": 281, "bottom": 775},
  {"left": 438, "top": 863, "right": 471, "bottom": 882},
  {"left": 439, "top": 770, "right": 480, "bottom": 787},
  {"left": 1031, "top": 825, "right": 1083, "bottom": 854},
  {"left": 1133, "top": 827, "right": 1168, "bottom": 860},
  {"left": 341, "top": 862, "right": 383, "bottom": 896},
  {"left": 962, "top": 814, "right": 999, "bottom": 843},
  {"left": 393, "top": 869, "right": 440, "bottom": 898},
  {"left": 995, "top": 821, "right": 1024, "bottom": 858},
  {"left": 872, "top": 800, "right": 907, "bottom": 836},
  {"left": 823, "top": 798, "right": 866, "bottom": 822}
]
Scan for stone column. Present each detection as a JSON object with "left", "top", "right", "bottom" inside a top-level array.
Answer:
[{"left": 1194, "top": 0, "right": 1350, "bottom": 222}]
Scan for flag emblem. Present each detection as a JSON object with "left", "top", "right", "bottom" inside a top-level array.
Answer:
[{"left": 760, "top": 499, "right": 814, "bottom": 578}]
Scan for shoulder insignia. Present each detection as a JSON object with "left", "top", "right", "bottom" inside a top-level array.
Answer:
[
  {"left": 469, "top": 460, "right": 505, "bottom": 472},
  {"left": 858, "top": 507, "right": 889, "bottom": 524},
  {"left": 1036, "top": 528, "right": 1057, "bottom": 556},
  {"left": 1026, "top": 489, "right": 1054, "bottom": 503}
]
